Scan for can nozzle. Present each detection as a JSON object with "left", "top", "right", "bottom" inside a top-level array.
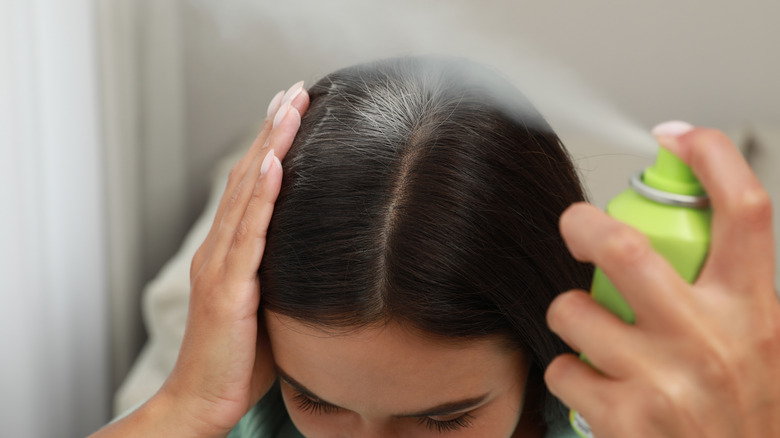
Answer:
[{"left": 642, "top": 148, "right": 704, "bottom": 196}]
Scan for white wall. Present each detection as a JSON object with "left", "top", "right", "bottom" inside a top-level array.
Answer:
[
  {"left": 0, "top": 0, "right": 109, "bottom": 436},
  {"left": 178, "top": 0, "right": 779, "bottom": 213}
]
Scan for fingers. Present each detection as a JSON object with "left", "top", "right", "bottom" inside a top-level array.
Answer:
[
  {"left": 547, "top": 290, "right": 639, "bottom": 377},
  {"left": 213, "top": 103, "right": 301, "bottom": 262},
  {"left": 559, "top": 202, "right": 691, "bottom": 326},
  {"left": 653, "top": 123, "right": 775, "bottom": 290},
  {"left": 213, "top": 82, "right": 306, "bottom": 233},
  {"left": 284, "top": 83, "right": 311, "bottom": 143},
  {"left": 224, "top": 91, "right": 306, "bottom": 273},
  {"left": 544, "top": 353, "right": 616, "bottom": 428},
  {"left": 193, "top": 81, "right": 307, "bottom": 276},
  {"left": 225, "top": 149, "right": 282, "bottom": 281},
  {"left": 269, "top": 93, "right": 307, "bottom": 161}
]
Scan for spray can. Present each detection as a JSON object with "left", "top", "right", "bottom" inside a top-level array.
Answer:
[{"left": 569, "top": 147, "right": 712, "bottom": 438}]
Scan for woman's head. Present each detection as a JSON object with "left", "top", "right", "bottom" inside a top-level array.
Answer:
[{"left": 259, "top": 57, "right": 592, "bottom": 436}]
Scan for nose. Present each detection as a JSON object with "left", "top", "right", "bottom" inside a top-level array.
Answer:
[
  {"left": 342, "top": 429, "right": 398, "bottom": 438},
  {"left": 339, "top": 417, "right": 403, "bottom": 438}
]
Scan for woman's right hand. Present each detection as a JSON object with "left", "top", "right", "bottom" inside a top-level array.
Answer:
[{"left": 91, "top": 81, "right": 309, "bottom": 437}]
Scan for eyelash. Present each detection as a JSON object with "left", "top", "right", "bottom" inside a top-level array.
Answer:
[
  {"left": 292, "top": 391, "right": 340, "bottom": 415},
  {"left": 291, "top": 390, "right": 475, "bottom": 433},
  {"left": 416, "top": 413, "right": 474, "bottom": 433}
]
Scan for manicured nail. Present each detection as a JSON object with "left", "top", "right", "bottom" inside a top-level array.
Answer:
[
  {"left": 273, "top": 100, "right": 291, "bottom": 129},
  {"left": 260, "top": 149, "right": 275, "bottom": 178},
  {"left": 282, "top": 80, "right": 305, "bottom": 105},
  {"left": 651, "top": 120, "right": 694, "bottom": 138},
  {"left": 266, "top": 90, "right": 285, "bottom": 119}
]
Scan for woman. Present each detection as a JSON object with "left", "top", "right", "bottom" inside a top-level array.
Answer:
[{"left": 94, "top": 58, "right": 780, "bottom": 437}]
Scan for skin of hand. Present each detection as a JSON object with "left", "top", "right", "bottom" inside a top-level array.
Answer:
[
  {"left": 91, "top": 82, "right": 310, "bottom": 438},
  {"left": 545, "top": 125, "right": 780, "bottom": 437}
]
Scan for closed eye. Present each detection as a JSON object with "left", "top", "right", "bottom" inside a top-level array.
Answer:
[
  {"left": 278, "top": 367, "right": 484, "bottom": 435},
  {"left": 416, "top": 413, "right": 474, "bottom": 433},
  {"left": 291, "top": 389, "right": 341, "bottom": 415}
]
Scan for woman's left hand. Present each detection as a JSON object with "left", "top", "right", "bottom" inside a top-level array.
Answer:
[{"left": 545, "top": 123, "right": 780, "bottom": 437}]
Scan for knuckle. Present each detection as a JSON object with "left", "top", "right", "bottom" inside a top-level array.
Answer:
[
  {"left": 582, "top": 403, "right": 611, "bottom": 433},
  {"left": 190, "top": 253, "right": 201, "bottom": 278},
  {"left": 697, "top": 129, "right": 732, "bottom": 146},
  {"left": 698, "top": 345, "right": 735, "bottom": 388},
  {"left": 227, "top": 163, "right": 243, "bottom": 185},
  {"left": 642, "top": 379, "right": 681, "bottom": 420},
  {"left": 732, "top": 185, "right": 773, "bottom": 230},
  {"left": 191, "top": 247, "right": 201, "bottom": 263},
  {"left": 687, "top": 129, "right": 733, "bottom": 173},
  {"left": 598, "top": 392, "right": 621, "bottom": 417},
  {"left": 250, "top": 182, "right": 266, "bottom": 203},
  {"left": 690, "top": 129, "right": 732, "bottom": 156},
  {"left": 190, "top": 267, "right": 230, "bottom": 309},
  {"left": 190, "top": 272, "right": 212, "bottom": 295},
  {"left": 753, "top": 318, "right": 780, "bottom": 363},
  {"left": 765, "top": 318, "right": 780, "bottom": 348},
  {"left": 611, "top": 404, "right": 642, "bottom": 436},
  {"left": 233, "top": 219, "right": 250, "bottom": 244},
  {"left": 600, "top": 225, "right": 650, "bottom": 266},
  {"left": 226, "top": 185, "right": 243, "bottom": 210}
]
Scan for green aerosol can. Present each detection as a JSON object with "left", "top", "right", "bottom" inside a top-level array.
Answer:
[{"left": 570, "top": 145, "right": 712, "bottom": 438}]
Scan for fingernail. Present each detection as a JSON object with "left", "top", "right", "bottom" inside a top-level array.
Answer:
[
  {"left": 282, "top": 80, "right": 305, "bottom": 105},
  {"left": 260, "top": 149, "right": 275, "bottom": 178},
  {"left": 266, "top": 90, "right": 285, "bottom": 119},
  {"left": 273, "top": 100, "right": 291, "bottom": 129},
  {"left": 651, "top": 120, "right": 694, "bottom": 138}
]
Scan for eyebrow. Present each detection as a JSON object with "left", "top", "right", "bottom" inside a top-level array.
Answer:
[{"left": 275, "top": 366, "right": 490, "bottom": 418}]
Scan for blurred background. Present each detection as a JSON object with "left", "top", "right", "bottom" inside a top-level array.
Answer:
[{"left": 1, "top": 0, "right": 778, "bottom": 436}]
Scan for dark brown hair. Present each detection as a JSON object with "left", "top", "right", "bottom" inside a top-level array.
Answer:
[{"left": 259, "top": 57, "right": 593, "bottom": 426}]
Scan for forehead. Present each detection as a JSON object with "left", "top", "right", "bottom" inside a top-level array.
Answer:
[{"left": 263, "top": 310, "right": 526, "bottom": 414}]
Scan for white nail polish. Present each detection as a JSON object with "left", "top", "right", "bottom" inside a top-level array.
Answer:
[
  {"left": 652, "top": 120, "right": 694, "bottom": 137},
  {"left": 282, "top": 80, "right": 305, "bottom": 105},
  {"left": 266, "top": 90, "right": 285, "bottom": 119},
  {"left": 260, "top": 149, "right": 275, "bottom": 178},
  {"left": 273, "top": 101, "right": 291, "bottom": 129}
]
